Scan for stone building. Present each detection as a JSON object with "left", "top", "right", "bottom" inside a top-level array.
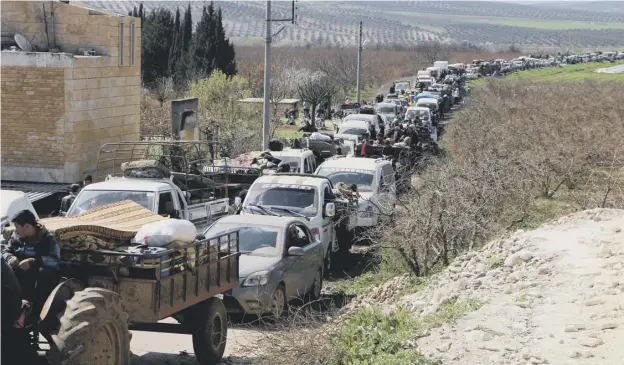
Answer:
[{"left": 1, "top": 1, "right": 141, "bottom": 184}]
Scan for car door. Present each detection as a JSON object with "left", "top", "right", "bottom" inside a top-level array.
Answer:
[
  {"left": 294, "top": 223, "right": 322, "bottom": 293},
  {"left": 321, "top": 184, "right": 336, "bottom": 253},
  {"left": 378, "top": 164, "right": 396, "bottom": 217},
  {"left": 283, "top": 223, "right": 311, "bottom": 298}
]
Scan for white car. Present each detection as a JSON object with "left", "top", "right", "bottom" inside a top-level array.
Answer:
[
  {"left": 405, "top": 106, "right": 438, "bottom": 141},
  {"left": 268, "top": 148, "right": 318, "bottom": 174},
  {"left": 335, "top": 120, "right": 372, "bottom": 145},
  {"left": 315, "top": 157, "right": 396, "bottom": 234}
]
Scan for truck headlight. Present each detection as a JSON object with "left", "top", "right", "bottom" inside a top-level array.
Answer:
[{"left": 242, "top": 270, "right": 270, "bottom": 287}]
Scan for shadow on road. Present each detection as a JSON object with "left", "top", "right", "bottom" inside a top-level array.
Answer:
[{"left": 132, "top": 352, "right": 255, "bottom": 365}]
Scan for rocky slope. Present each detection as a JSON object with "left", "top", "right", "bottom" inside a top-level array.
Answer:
[{"left": 390, "top": 208, "right": 624, "bottom": 365}]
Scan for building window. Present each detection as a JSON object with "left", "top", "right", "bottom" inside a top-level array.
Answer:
[
  {"left": 130, "top": 22, "right": 135, "bottom": 66},
  {"left": 119, "top": 22, "right": 124, "bottom": 65}
]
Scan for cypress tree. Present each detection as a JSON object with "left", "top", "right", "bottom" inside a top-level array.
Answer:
[
  {"left": 169, "top": 7, "right": 182, "bottom": 76},
  {"left": 182, "top": 3, "right": 193, "bottom": 52},
  {"left": 213, "top": 7, "right": 237, "bottom": 76},
  {"left": 193, "top": 4, "right": 217, "bottom": 78},
  {"left": 172, "top": 3, "right": 195, "bottom": 88},
  {"left": 138, "top": 3, "right": 144, "bottom": 22},
  {"left": 142, "top": 7, "right": 175, "bottom": 85}
]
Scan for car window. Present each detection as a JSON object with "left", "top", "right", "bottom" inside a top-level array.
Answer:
[
  {"left": 304, "top": 157, "right": 313, "bottom": 173},
  {"left": 323, "top": 185, "right": 334, "bottom": 201},
  {"left": 204, "top": 223, "right": 279, "bottom": 257},
  {"left": 381, "top": 165, "right": 395, "bottom": 189},
  {"left": 286, "top": 224, "right": 310, "bottom": 249},
  {"left": 157, "top": 192, "right": 174, "bottom": 216},
  {"left": 294, "top": 224, "right": 311, "bottom": 247}
]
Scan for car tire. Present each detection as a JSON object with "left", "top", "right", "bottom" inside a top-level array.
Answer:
[
  {"left": 191, "top": 298, "right": 228, "bottom": 365},
  {"left": 309, "top": 268, "right": 323, "bottom": 301},
  {"left": 270, "top": 284, "right": 287, "bottom": 319},
  {"left": 323, "top": 246, "right": 332, "bottom": 278}
]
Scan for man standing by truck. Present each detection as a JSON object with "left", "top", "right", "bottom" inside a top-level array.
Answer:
[{"left": 1, "top": 210, "right": 60, "bottom": 315}]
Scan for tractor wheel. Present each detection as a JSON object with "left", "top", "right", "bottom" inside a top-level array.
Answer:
[
  {"left": 53, "top": 288, "right": 131, "bottom": 365},
  {"left": 191, "top": 297, "right": 228, "bottom": 365}
]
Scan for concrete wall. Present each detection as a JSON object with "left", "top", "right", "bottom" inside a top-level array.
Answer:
[
  {"left": 1, "top": 66, "right": 68, "bottom": 182},
  {"left": 0, "top": 2, "right": 141, "bottom": 183},
  {"left": 1, "top": 1, "right": 124, "bottom": 55}
]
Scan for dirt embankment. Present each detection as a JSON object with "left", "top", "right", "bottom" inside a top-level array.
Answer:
[{"left": 385, "top": 208, "right": 624, "bottom": 365}]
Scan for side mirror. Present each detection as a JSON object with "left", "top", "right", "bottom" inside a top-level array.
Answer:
[
  {"left": 325, "top": 202, "right": 336, "bottom": 218},
  {"left": 234, "top": 197, "right": 242, "bottom": 206},
  {"left": 288, "top": 246, "right": 305, "bottom": 256}
]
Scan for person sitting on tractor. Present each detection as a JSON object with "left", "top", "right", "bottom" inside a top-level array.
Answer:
[{"left": 1, "top": 210, "right": 60, "bottom": 316}]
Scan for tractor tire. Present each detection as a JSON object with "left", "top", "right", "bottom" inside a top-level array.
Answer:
[
  {"left": 191, "top": 297, "right": 228, "bottom": 365},
  {"left": 52, "top": 288, "right": 131, "bottom": 365}
]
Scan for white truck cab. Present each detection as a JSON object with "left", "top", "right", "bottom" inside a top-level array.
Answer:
[
  {"left": 315, "top": 157, "right": 396, "bottom": 231},
  {"left": 269, "top": 148, "right": 317, "bottom": 174},
  {"left": 405, "top": 106, "right": 438, "bottom": 141},
  {"left": 335, "top": 120, "right": 372, "bottom": 145},
  {"left": 240, "top": 174, "right": 341, "bottom": 274},
  {"left": 66, "top": 177, "right": 229, "bottom": 231}
]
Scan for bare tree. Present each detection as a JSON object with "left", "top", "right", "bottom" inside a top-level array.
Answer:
[
  {"left": 314, "top": 47, "right": 358, "bottom": 96},
  {"left": 270, "top": 66, "right": 296, "bottom": 123},
  {"left": 296, "top": 72, "right": 336, "bottom": 124},
  {"left": 149, "top": 77, "right": 177, "bottom": 107},
  {"left": 417, "top": 41, "right": 451, "bottom": 64}
]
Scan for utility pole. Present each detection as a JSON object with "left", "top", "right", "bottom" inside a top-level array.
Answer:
[
  {"left": 262, "top": 1, "right": 272, "bottom": 151},
  {"left": 262, "top": 0, "right": 296, "bottom": 150},
  {"left": 356, "top": 21, "right": 363, "bottom": 103}
]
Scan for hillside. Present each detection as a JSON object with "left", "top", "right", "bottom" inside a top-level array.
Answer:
[
  {"left": 85, "top": 0, "right": 624, "bottom": 50},
  {"left": 399, "top": 208, "right": 624, "bottom": 365},
  {"left": 530, "top": 1, "right": 624, "bottom": 14}
]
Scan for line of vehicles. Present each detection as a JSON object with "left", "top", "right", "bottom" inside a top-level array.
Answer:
[{"left": 9, "top": 48, "right": 593, "bottom": 363}]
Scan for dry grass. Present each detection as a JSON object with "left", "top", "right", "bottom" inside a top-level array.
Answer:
[
  {"left": 248, "top": 77, "right": 624, "bottom": 365},
  {"left": 385, "top": 79, "right": 624, "bottom": 275}
]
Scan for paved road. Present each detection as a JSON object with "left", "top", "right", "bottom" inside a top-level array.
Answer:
[
  {"left": 595, "top": 64, "right": 624, "bottom": 74},
  {"left": 130, "top": 317, "right": 262, "bottom": 365}
]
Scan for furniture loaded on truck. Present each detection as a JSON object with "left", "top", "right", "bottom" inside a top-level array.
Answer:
[
  {"left": 65, "top": 141, "right": 237, "bottom": 231},
  {"left": 1, "top": 200, "right": 240, "bottom": 365}
]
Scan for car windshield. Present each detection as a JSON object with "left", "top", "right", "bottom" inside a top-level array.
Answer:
[
  {"left": 204, "top": 223, "right": 280, "bottom": 257},
  {"left": 418, "top": 103, "right": 436, "bottom": 110},
  {"left": 274, "top": 156, "right": 301, "bottom": 173},
  {"left": 338, "top": 127, "right": 368, "bottom": 136},
  {"left": 66, "top": 190, "right": 154, "bottom": 217},
  {"left": 406, "top": 109, "right": 429, "bottom": 120},
  {"left": 244, "top": 184, "right": 318, "bottom": 217},
  {"left": 395, "top": 82, "right": 409, "bottom": 91},
  {"left": 376, "top": 106, "right": 395, "bottom": 114},
  {"left": 317, "top": 168, "right": 375, "bottom": 192}
]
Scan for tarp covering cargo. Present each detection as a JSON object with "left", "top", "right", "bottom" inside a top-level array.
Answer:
[{"left": 41, "top": 200, "right": 166, "bottom": 242}]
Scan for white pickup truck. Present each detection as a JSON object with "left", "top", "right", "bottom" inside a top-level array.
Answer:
[
  {"left": 239, "top": 173, "right": 356, "bottom": 276},
  {"left": 315, "top": 157, "right": 396, "bottom": 236},
  {"left": 66, "top": 175, "right": 230, "bottom": 231}
]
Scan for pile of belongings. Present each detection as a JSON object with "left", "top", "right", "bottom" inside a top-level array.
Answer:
[
  {"left": 17, "top": 200, "right": 230, "bottom": 275},
  {"left": 122, "top": 159, "right": 171, "bottom": 179}
]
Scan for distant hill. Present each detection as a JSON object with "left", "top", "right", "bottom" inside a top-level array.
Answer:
[
  {"left": 85, "top": 1, "right": 624, "bottom": 50},
  {"left": 527, "top": 1, "right": 624, "bottom": 14}
]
